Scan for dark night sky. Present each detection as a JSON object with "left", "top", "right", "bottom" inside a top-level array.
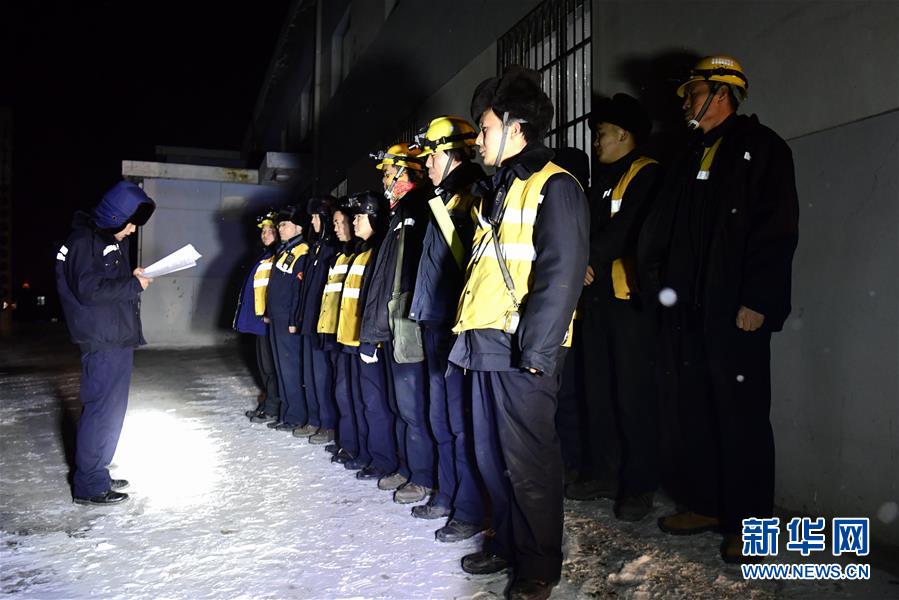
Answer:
[{"left": 5, "top": 1, "right": 292, "bottom": 297}]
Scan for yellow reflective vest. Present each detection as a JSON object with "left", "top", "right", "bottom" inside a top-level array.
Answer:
[
  {"left": 336, "top": 248, "right": 373, "bottom": 347},
  {"left": 274, "top": 242, "right": 309, "bottom": 274},
  {"left": 253, "top": 258, "right": 273, "bottom": 316},
  {"left": 453, "top": 161, "right": 578, "bottom": 347},
  {"left": 609, "top": 156, "right": 659, "bottom": 299},
  {"left": 317, "top": 252, "right": 354, "bottom": 335}
]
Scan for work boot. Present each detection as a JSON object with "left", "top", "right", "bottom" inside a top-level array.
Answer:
[
  {"left": 565, "top": 478, "right": 617, "bottom": 501},
  {"left": 411, "top": 501, "right": 450, "bottom": 520},
  {"left": 356, "top": 466, "right": 388, "bottom": 480},
  {"left": 508, "top": 578, "right": 558, "bottom": 600},
  {"left": 74, "top": 490, "right": 129, "bottom": 506},
  {"left": 308, "top": 429, "right": 335, "bottom": 445},
  {"left": 331, "top": 448, "right": 354, "bottom": 465},
  {"left": 324, "top": 443, "right": 339, "bottom": 455},
  {"left": 274, "top": 422, "right": 297, "bottom": 432},
  {"left": 292, "top": 424, "right": 318, "bottom": 437},
  {"left": 394, "top": 482, "right": 430, "bottom": 504},
  {"left": 344, "top": 457, "right": 368, "bottom": 471},
  {"left": 377, "top": 472, "right": 408, "bottom": 491},
  {"left": 266, "top": 420, "right": 283, "bottom": 429},
  {"left": 250, "top": 412, "right": 278, "bottom": 424},
  {"left": 245, "top": 408, "right": 261, "bottom": 419},
  {"left": 658, "top": 511, "right": 720, "bottom": 535},
  {"left": 461, "top": 551, "right": 508, "bottom": 575},
  {"left": 436, "top": 519, "right": 483, "bottom": 543},
  {"left": 110, "top": 479, "right": 129, "bottom": 491},
  {"left": 720, "top": 533, "right": 764, "bottom": 564},
  {"left": 614, "top": 492, "right": 654, "bottom": 522}
]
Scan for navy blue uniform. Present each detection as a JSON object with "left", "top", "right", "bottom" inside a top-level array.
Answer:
[
  {"left": 55, "top": 183, "right": 153, "bottom": 500},
  {"left": 266, "top": 235, "right": 309, "bottom": 426},
  {"left": 409, "top": 161, "right": 484, "bottom": 524},
  {"left": 298, "top": 239, "right": 339, "bottom": 430},
  {"left": 450, "top": 144, "right": 590, "bottom": 583},
  {"left": 360, "top": 185, "right": 437, "bottom": 489}
]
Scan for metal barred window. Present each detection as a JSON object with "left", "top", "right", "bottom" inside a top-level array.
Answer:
[{"left": 497, "top": 0, "right": 592, "bottom": 157}]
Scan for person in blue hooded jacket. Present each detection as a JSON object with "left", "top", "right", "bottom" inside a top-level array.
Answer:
[{"left": 55, "top": 180, "right": 155, "bottom": 506}]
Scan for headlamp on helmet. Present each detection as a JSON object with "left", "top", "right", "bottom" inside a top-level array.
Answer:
[
  {"left": 677, "top": 55, "right": 749, "bottom": 101},
  {"left": 369, "top": 143, "right": 426, "bottom": 172},
  {"left": 256, "top": 209, "right": 278, "bottom": 229},
  {"left": 412, "top": 116, "right": 478, "bottom": 158}
]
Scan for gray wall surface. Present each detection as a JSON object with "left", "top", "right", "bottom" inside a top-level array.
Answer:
[
  {"left": 138, "top": 179, "right": 289, "bottom": 346},
  {"left": 776, "top": 110, "right": 898, "bottom": 545},
  {"left": 589, "top": 0, "right": 899, "bottom": 544}
]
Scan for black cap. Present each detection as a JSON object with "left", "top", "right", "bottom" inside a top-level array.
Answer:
[
  {"left": 471, "top": 65, "right": 554, "bottom": 138},
  {"left": 344, "top": 191, "right": 385, "bottom": 218},
  {"left": 276, "top": 205, "right": 306, "bottom": 226},
  {"left": 307, "top": 195, "right": 337, "bottom": 218},
  {"left": 589, "top": 93, "right": 652, "bottom": 142}
]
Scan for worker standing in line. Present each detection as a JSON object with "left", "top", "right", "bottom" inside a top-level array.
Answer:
[
  {"left": 451, "top": 66, "right": 589, "bottom": 600},
  {"left": 408, "top": 116, "right": 486, "bottom": 542}
]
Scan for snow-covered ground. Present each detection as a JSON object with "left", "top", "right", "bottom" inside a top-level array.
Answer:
[{"left": 2, "top": 326, "right": 897, "bottom": 599}]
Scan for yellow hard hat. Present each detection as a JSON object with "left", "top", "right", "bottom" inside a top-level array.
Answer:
[
  {"left": 370, "top": 143, "right": 426, "bottom": 172},
  {"left": 256, "top": 209, "right": 278, "bottom": 229},
  {"left": 412, "top": 116, "right": 478, "bottom": 157},
  {"left": 677, "top": 55, "right": 748, "bottom": 99}
]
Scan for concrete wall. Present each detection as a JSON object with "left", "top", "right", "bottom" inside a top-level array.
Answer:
[
  {"left": 343, "top": 43, "right": 500, "bottom": 193},
  {"left": 590, "top": 0, "right": 899, "bottom": 544},
  {"left": 138, "top": 179, "right": 290, "bottom": 346}
]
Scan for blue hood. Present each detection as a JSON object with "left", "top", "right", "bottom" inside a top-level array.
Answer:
[{"left": 93, "top": 181, "right": 155, "bottom": 230}]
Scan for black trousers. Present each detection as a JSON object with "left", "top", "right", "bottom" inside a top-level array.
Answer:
[
  {"left": 579, "top": 299, "right": 660, "bottom": 496},
  {"left": 472, "top": 369, "right": 564, "bottom": 583},
  {"left": 669, "top": 319, "right": 775, "bottom": 534},
  {"left": 554, "top": 320, "right": 584, "bottom": 472},
  {"left": 256, "top": 331, "right": 280, "bottom": 417}
]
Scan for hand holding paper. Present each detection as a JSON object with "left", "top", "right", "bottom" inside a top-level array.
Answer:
[{"left": 141, "top": 244, "right": 203, "bottom": 278}]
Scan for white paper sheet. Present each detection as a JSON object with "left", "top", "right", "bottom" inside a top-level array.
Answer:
[{"left": 141, "top": 244, "right": 203, "bottom": 278}]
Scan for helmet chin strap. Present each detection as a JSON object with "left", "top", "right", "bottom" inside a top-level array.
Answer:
[
  {"left": 384, "top": 165, "right": 407, "bottom": 201},
  {"left": 493, "top": 111, "right": 511, "bottom": 168},
  {"left": 438, "top": 153, "right": 455, "bottom": 187},
  {"left": 687, "top": 82, "right": 720, "bottom": 130}
]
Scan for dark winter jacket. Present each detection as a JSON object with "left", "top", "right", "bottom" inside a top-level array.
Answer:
[
  {"left": 584, "top": 150, "right": 660, "bottom": 307},
  {"left": 409, "top": 161, "right": 484, "bottom": 326},
  {"left": 359, "top": 183, "right": 433, "bottom": 345},
  {"left": 55, "top": 211, "right": 146, "bottom": 352},
  {"left": 448, "top": 143, "right": 590, "bottom": 376},
  {"left": 639, "top": 113, "right": 799, "bottom": 332},
  {"left": 233, "top": 246, "right": 275, "bottom": 336},
  {"left": 298, "top": 238, "right": 340, "bottom": 336},
  {"left": 265, "top": 234, "right": 308, "bottom": 327}
]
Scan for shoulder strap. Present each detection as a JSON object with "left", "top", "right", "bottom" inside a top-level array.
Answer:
[
  {"left": 392, "top": 223, "right": 405, "bottom": 296},
  {"left": 428, "top": 195, "right": 465, "bottom": 269}
]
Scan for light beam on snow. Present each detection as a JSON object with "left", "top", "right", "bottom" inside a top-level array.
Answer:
[{"left": 112, "top": 409, "right": 221, "bottom": 511}]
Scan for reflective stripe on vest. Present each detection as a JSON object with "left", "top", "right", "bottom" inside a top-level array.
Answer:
[
  {"left": 274, "top": 243, "right": 309, "bottom": 274},
  {"left": 317, "top": 252, "right": 354, "bottom": 335},
  {"left": 610, "top": 156, "right": 658, "bottom": 300},
  {"left": 452, "top": 161, "right": 579, "bottom": 348},
  {"left": 696, "top": 138, "right": 723, "bottom": 180},
  {"left": 253, "top": 259, "right": 274, "bottom": 316},
  {"left": 336, "top": 249, "right": 373, "bottom": 347}
]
